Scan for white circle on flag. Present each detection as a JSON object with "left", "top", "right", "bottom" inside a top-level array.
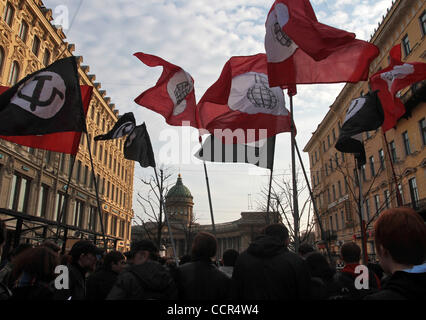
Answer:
[
  {"left": 10, "top": 71, "right": 66, "bottom": 119},
  {"left": 167, "top": 69, "right": 194, "bottom": 116},
  {"left": 265, "top": 3, "right": 298, "bottom": 63},
  {"left": 228, "top": 72, "right": 288, "bottom": 116}
]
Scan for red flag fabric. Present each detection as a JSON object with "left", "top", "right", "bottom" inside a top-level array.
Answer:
[
  {"left": 265, "top": 0, "right": 379, "bottom": 86},
  {"left": 370, "top": 44, "right": 426, "bottom": 132},
  {"left": 197, "top": 53, "right": 293, "bottom": 143},
  {"left": 0, "top": 85, "right": 92, "bottom": 155},
  {"left": 133, "top": 52, "right": 198, "bottom": 128}
]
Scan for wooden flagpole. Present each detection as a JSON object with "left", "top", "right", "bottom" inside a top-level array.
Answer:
[
  {"left": 153, "top": 167, "right": 178, "bottom": 265},
  {"left": 289, "top": 95, "right": 300, "bottom": 253},
  {"left": 294, "top": 140, "right": 333, "bottom": 263}
]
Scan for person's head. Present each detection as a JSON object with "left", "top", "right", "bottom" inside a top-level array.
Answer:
[
  {"left": 263, "top": 224, "right": 290, "bottom": 247},
  {"left": 41, "top": 240, "right": 61, "bottom": 256},
  {"left": 12, "top": 247, "right": 59, "bottom": 284},
  {"left": 191, "top": 232, "right": 217, "bottom": 260},
  {"left": 10, "top": 243, "right": 33, "bottom": 262},
  {"left": 123, "top": 250, "right": 135, "bottom": 265},
  {"left": 130, "top": 240, "right": 159, "bottom": 265},
  {"left": 103, "top": 251, "right": 126, "bottom": 273},
  {"left": 374, "top": 207, "right": 426, "bottom": 274},
  {"left": 69, "top": 240, "right": 103, "bottom": 272},
  {"left": 298, "top": 242, "right": 315, "bottom": 258},
  {"left": 340, "top": 242, "right": 361, "bottom": 264},
  {"left": 0, "top": 220, "right": 6, "bottom": 256},
  {"left": 222, "top": 249, "right": 239, "bottom": 267},
  {"left": 305, "top": 252, "right": 335, "bottom": 280}
]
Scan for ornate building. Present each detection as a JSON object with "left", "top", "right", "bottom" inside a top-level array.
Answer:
[
  {"left": 303, "top": 0, "right": 425, "bottom": 261},
  {"left": 0, "top": 0, "right": 135, "bottom": 255},
  {"left": 132, "top": 174, "right": 280, "bottom": 258}
]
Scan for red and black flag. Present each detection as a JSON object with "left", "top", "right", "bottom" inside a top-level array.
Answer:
[
  {"left": 335, "top": 91, "right": 384, "bottom": 167},
  {"left": 0, "top": 85, "right": 93, "bottom": 155},
  {"left": 95, "top": 112, "right": 136, "bottom": 141},
  {"left": 0, "top": 57, "right": 86, "bottom": 136},
  {"left": 123, "top": 123, "right": 156, "bottom": 168}
]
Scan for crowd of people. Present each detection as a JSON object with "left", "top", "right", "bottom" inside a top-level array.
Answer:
[{"left": 0, "top": 207, "right": 425, "bottom": 300}]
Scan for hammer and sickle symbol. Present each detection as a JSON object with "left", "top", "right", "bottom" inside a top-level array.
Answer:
[{"left": 17, "top": 75, "right": 65, "bottom": 112}]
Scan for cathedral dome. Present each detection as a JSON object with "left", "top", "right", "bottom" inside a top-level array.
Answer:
[{"left": 166, "top": 174, "right": 193, "bottom": 200}]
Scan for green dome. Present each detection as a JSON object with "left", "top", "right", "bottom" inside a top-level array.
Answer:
[{"left": 166, "top": 174, "right": 193, "bottom": 199}]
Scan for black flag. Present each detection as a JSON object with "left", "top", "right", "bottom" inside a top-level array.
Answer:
[
  {"left": 335, "top": 91, "right": 384, "bottom": 167},
  {"left": 0, "top": 57, "right": 86, "bottom": 136},
  {"left": 124, "top": 123, "right": 156, "bottom": 168},
  {"left": 195, "top": 135, "right": 275, "bottom": 169},
  {"left": 94, "top": 112, "right": 136, "bottom": 141}
]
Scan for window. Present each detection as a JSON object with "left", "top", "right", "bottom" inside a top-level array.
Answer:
[
  {"left": 369, "top": 156, "right": 375, "bottom": 177},
  {"left": 60, "top": 154, "right": 67, "bottom": 173},
  {"left": 332, "top": 128, "right": 336, "bottom": 142},
  {"left": 43, "top": 49, "right": 50, "bottom": 67},
  {"left": 76, "top": 160, "right": 82, "bottom": 183},
  {"left": 374, "top": 195, "right": 380, "bottom": 216},
  {"left": 104, "top": 150, "right": 107, "bottom": 166},
  {"left": 104, "top": 214, "right": 109, "bottom": 234},
  {"left": 327, "top": 135, "right": 331, "bottom": 148},
  {"left": 109, "top": 155, "right": 112, "bottom": 169},
  {"left": 361, "top": 164, "right": 366, "bottom": 182},
  {"left": 384, "top": 190, "right": 390, "bottom": 209},
  {"left": 119, "top": 220, "right": 125, "bottom": 238},
  {"left": 3, "top": 2, "right": 14, "bottom": 27},
  {"left": 402, "top": 34, "right": 411, "bottom": 57},
  {"left": 73, "top": 200, "right": 84, "bottom": 228},
  {"left": 379, "top": 149, "right": 385, "bottom": 169},
  {"left": 44, "top": 151, "right": 52, "bottom": 164},
  {"left": 111, "top": 216, "right": 117, "bottom": 236},
  {"left": 332, "top": 185, "right": 336, "bottom": 201},
  {"left": 36, "top": 185, "right": 49, "bottom": 218},
  {"left": 88, "top": 206, "right": 98, "bottom": 231},
  {"left": 341, "top": 211, "right": 345, "bottom": 229},
  {"left": 420, "top": 10, "right": 426, "bottom": 36},
  {"left": 114, "top": 159, "right": 117, "bottom": 174},
  {"left": 93, "top": 140, "right": 97, "bottom": 157},
  {"left": 329, "top": 159, "right": 333, "bottom": 172},
  {"left": 0, "top": 47, "right": 4, "bottom": 74},
  {"left": 18, "top": 20, "right": 28, "bottom": 42},
  {"left": 329, "top": 215, "right": 333, "bottom": 232},
  {"left": 402, "top": 131, "right": 411, "bottom": 155},
  {"left": 323, "top": 141, "right": 326, "bottom": 152},
  {"left": 8, "top": 174, "right": 30, "bottom": 213},
  {"left": 389, "top": 140, "right": 397, "bottom": 163},
  {"left": 315, "top": 151, "right": 318, "bottom": 162},
  {"left": 83, "top": 165, "right": 88, "bottom": 185},
  {"left": 327, "top": 188, "right": 331, "bottom": 204},
  {"left": 102, "top": 119, "right": 105, "bottom": 131},
  {"left": 398, "top": 184, "right": 404, "bottom": 205},
  {"left": 419, "top": 118, "right": 426, "bottom": 146},
  {"left": 54, "top": 192, "right": 67, "bottom": 223},
  {"left": 365, "top": 198, "right": 370, "bottom": 220},
  {"left": 408, "top": 178, "right": 419, "bottom": 208},
  {"left": 32, "top": 36, "right": 40, "bottom": 57},
  {"left": 107, "top": 181, "right": 110, "bottom": 198},
  {"left": 99, "top": 145, "right": 103, "bottom": 162},
  {"left": 8, "top": 61, "right": 20, "bottom": 85},
  {"left": 325, "top": 164, "right": 328, "bottom": 176},
  {"left": 344, "top": 177, "right": 348, "bottom": 193},
  {"left": 338, "top": 181, "right": 342, "bottom": 197},
  {"left": 334, "top": 153, "right": 339, "bottom": 167}
]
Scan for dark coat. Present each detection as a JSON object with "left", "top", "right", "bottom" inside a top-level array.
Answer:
[
  {"left": 106, "top": 260, "right": 177, "bottom": 300},
  {"left": 175, "top": 258, "right": 231, "bottom": 300},
  {"left": 364, "top": 270, "right": 426, "bottom": 300},
  {"left": 86, "top": 268, "right": 119, "bottom": 300},
  {"left": 231, "top": 235, "right": 311, "bottom": 300},
  {"left": 10, "top": 282, "right": 54, "bottom": 300}
]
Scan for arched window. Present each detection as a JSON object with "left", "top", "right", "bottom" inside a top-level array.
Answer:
[
  {"left": 18, "top": 20, "right": 28, "bottom": 42},
  {"left": 32, "top": 35, "right": 40, "bottom": 56},
  {"left": 8, "top": 61, "right": 20, "bottom": 85},
  {"left": 3, "top": 2, "right": 15, "bottom": 27},
  {"left": 43, "top": 49, "right": 50, "bottom": 66},
  {"left": 0, "top": 47, "right": 4, "bottom": 75}
]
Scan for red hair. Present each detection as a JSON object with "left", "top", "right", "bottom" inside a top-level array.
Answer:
[{"left": 374, "top": 207, "right": 426, "bottom": 265}]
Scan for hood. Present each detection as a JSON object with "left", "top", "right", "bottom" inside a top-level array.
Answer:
[
  {"left": 129, "top": 260, "right": 174, "bottom": 292},
  {"left": 385, "top": 271, "right": 426, "bottom": 299},
  {"left": 247, "top": 235, "right": 287, "bottom": 258}
]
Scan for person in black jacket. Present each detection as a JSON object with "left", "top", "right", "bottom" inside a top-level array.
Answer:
[
  {"left": 106, "top": 240, "right": 177, "bottom": 300},
  {"left": 365, "top": 207, "right": 426, "bottom": 300},
  {"left": 175, "top": 232, "right": 231, "bottom": 300},
  {"left": 232, "top": 224, "right": 311, "bottom": 300},
  {"left": 86, "top": 251, "right": 125, "bottom": 300}
]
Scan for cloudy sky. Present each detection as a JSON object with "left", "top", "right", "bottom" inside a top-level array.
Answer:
[{"left": 43, "top": 0, "right": 394, "bottom": 226}]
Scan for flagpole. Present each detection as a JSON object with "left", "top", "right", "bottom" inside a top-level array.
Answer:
[
  {"left": 294, "top": 140, "right": 333, "bottom": 263},
  {"left": 153, "top": 167, "right": 178, "bottom": 266},
  {"left": 382, "top": 132, "right": 403, "bottom": 206},
  {"left": 85, "top": 133, "right": 108, "bottom": 251},
  {"left": 266, "top": 136, "right": 276, "bottom": 225},
  {"left": 289, "top": 95, "right": 300, "bottom": 253},
  {"left": 355, "top": 157, "right": 368, "bottom": 265}
]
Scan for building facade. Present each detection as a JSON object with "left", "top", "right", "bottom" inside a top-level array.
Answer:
[
  {"left": 0, "top": 0, "right": 135, "bottom": 254},
  {"left": 303, "top": 0, "right": 426, "bottom": 262},
  {"left": 132, "top": 174, "right": 279, "bottom": 259}
]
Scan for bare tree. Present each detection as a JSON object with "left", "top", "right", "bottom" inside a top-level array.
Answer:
[
  {"left": 135, "top": 167, "right": 174, "bottom": 249},
  {"left": 257, "top": 167, "right": 316, "bottom": 252}
]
